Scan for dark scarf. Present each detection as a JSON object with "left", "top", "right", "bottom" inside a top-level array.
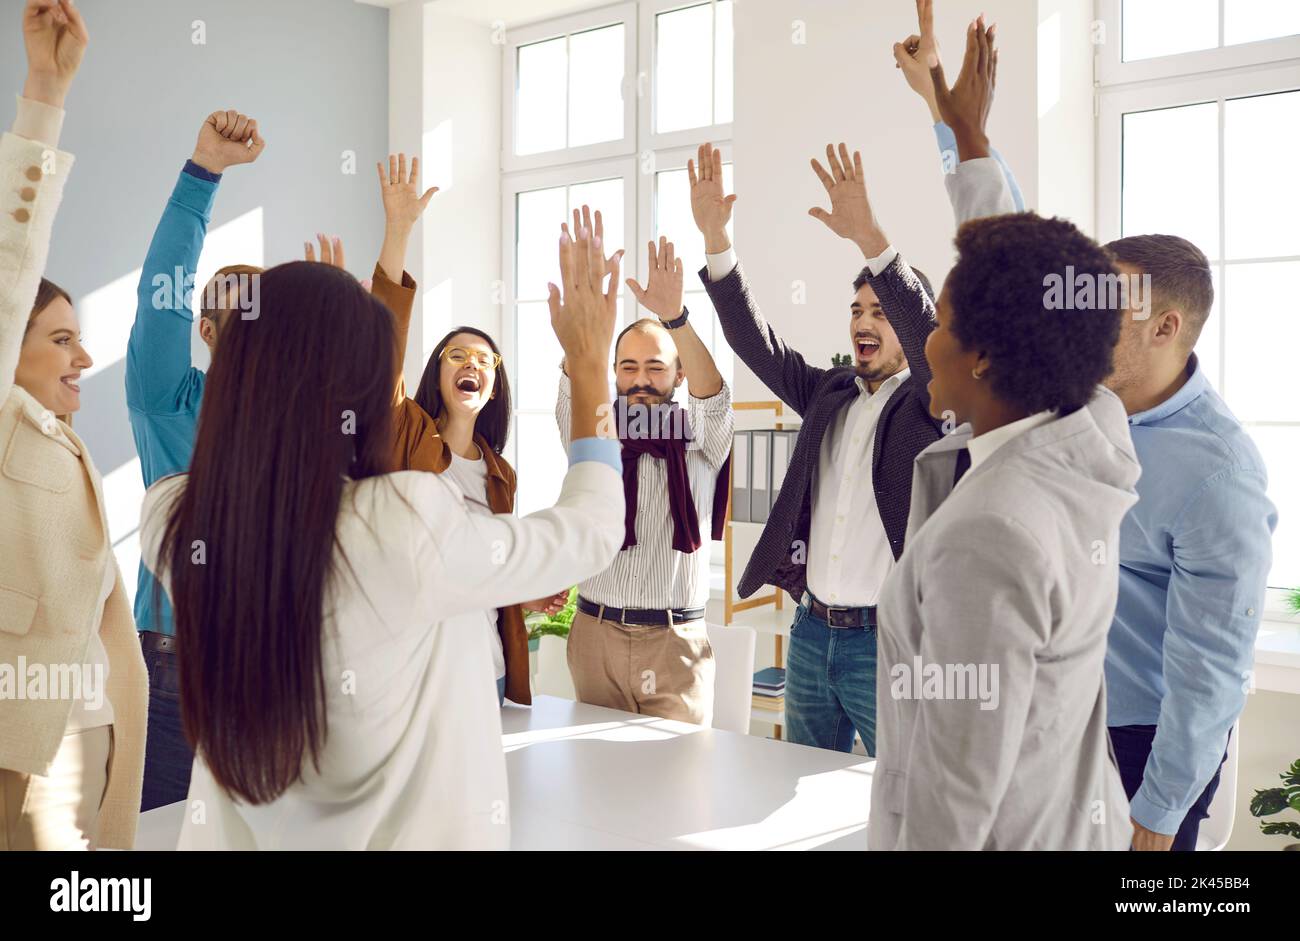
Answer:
[{"left": 616, "top": 397, "right": 731, "bottom": 554}]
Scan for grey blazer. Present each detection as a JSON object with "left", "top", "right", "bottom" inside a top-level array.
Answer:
[{"left": 869, "top": 387, "right": 1140, "bottom": 850}]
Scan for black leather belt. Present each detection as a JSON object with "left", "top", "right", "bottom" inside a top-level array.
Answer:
[
  {"left": 577, "top": 596, "right": 705, "bottom": 627},
  {"left": 139, "top": 631, "right": 177, "bottom": 654},
  {"left": 806, "top": 593, "right": 877, "bottom": 630}
]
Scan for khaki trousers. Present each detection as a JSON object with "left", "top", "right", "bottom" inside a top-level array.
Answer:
[
  {"left": 566, "top": 610, "right": 715, "bottom": 725},
  {"left": 0, "top": 726, "right": 112, "bottom": 851}
]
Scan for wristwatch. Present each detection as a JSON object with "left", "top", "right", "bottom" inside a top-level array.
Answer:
[{"left": 661, "top": 305, "right": 690, "bottom": 330}]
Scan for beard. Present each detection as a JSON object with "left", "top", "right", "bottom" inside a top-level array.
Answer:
[{"left": 854, "top": 348, "right": 907, "bottom": 384}]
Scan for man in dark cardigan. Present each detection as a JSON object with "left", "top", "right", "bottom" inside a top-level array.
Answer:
[{"left": 689, "top": 19, "right": 1017, "bottom": 753}]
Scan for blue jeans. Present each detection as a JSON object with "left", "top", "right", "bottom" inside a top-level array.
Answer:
[
  {"left": 497, "top": 676, "right": 506, "bottom": 706},
  {"left": 1110, "top": 724, "right": 1228, "bottom": 851},
  {"left": 139, "top": 639, "right": 194, "bottom": 811},
  {"left": 784, "top": 602, "right": 878, "bottom": 755}
]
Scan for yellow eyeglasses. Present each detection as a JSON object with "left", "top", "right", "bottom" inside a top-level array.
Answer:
[{"left": 442, "top": 347, "right": 502, "bottom": 370}]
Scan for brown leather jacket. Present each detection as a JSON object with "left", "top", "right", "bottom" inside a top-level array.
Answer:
[{"left": 373, "top": 265, "right": 532, "bottom": 705}]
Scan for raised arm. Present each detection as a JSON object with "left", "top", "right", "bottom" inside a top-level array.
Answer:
[
  {"left": 126, "top": 111, "right": 263, "bottom": 415},
  {"left": 2, "top": 0, "right": 85, "bottom": 405},
  {"left": 374, "top": 153, "right": 433, "bottom": 397},
  {"left": 690, "top": 144, "right": 824, "bottom": 416},
  {"left": 626, "top": 235, "right": 723, "bottom": 399},
  {"left": 807, "top": 142, "right": 936, "bottom": 395},
  {"left": 893, "top": 1, "right": 1024, "bottom": 211}
]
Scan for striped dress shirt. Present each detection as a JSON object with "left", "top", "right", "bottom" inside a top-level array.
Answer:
[{"left": 556, "top": 374, "right": 734, "bottom": 609}]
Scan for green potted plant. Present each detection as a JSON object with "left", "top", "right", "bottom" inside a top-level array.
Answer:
[
  {"left": 1249, "top": 757, "right": 1300, "bottom": 850},
  {"left": 1286, "top": 587, "right": 1300, "bottom": 618},
  {"left": 524, "top": 586, "right": 578, "bottom": 652},
  {"left": 832, "top": 353, "right": 853, "bottom": 368}
]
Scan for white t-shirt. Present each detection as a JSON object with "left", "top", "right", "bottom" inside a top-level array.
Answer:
[
  {"left": 139, "top": 460, "right": 623, "bottom": 849},
  {"left": 441, "top": 451, "right": 505, "bottom": 682}
]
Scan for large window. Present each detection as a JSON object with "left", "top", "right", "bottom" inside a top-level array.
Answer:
[
  {"left": 503, "top": 1, "right": 735, "bottom": 516},
  {"left": 1098, "top": 1, "right": 1300, "bottom": 595}
]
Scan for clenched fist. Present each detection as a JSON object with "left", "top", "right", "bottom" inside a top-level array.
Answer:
[{"left": 192, "top": 110, "right": 267, "bottom": 176}]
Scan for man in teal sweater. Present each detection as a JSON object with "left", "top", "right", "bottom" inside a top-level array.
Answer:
[{"left": 125, "top": 110, "right": 265, "bottom": 810}]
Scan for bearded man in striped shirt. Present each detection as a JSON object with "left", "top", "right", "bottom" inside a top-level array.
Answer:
[{"left": 556, "top": 212, "right": 733, "bottom": 725}]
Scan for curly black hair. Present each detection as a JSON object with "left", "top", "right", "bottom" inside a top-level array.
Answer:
[{"left": 947, "top": 213, "right": 1122, "bottom": 415}]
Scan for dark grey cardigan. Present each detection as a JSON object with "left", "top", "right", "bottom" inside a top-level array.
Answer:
[{"left": 701, "top": 255, "right": 966, "bottom": 601}]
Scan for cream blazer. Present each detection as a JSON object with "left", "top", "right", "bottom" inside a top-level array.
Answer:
[{"left": 0, "top": 125, "right": 147, "bottom": 849}]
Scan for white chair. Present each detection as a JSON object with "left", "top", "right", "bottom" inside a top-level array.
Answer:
[
  {"left": 1196, "top": 720, "right": 1240, "bottom": 851},
  {"left": 706, "top": 623, "right": 756, "bottom": 734},
  {"left": 532, "top": 634, "right": 575, "bottom": 700}
]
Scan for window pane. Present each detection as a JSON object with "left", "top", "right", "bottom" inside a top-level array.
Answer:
[
  {"left": 516, "top": 186, "right": 567, "bottom": 301},
  {"left": 1223, "top": 261, "right": 1300, "bottom": 422},
  {"left": 1122, "top": 103, "right": 1219, "bottom": 260},
  {"left": 1244, "top": 426, "right": 1300, "bottom": 589},
  {"left": 514, "top": 412, "right": 569, "bottom": 517},
  {"left": 1123, "top": 0, "right": 1218, "bottom": 61},
  {"left": 1225, "top": 90, "right": 1300, "bottom": 259},
  {"left": 714, "top": 0, "right": 735, "bottom": 125},
  {"left": 1225, "top": 0, "right": 1300, "bottom": 46},
  {"left": 516, "top": 37, "right": 567, "bottom": 155},
  {"left": 656, "top": 3, "right": 714, "bottom": 133},
  {"left": 515, "top": 301, "right": 563, "bottom": 411},
  {"left": 568, "top": 24, "right": 625, "bottom": 148}
]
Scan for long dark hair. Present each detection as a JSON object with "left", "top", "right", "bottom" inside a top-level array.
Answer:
[
  {"left": 412, "top": 326, "right": 511, "bottom": 455},
  {"left": 160, "top": 262, "right": 398, "bottom": 805}
]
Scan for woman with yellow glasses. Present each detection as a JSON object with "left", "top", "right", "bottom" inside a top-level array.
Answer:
[{"left": 396, "top": 329, "right": 567, "bottom": 707}]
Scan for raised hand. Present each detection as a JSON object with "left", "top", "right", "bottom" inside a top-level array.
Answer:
[
  {"left": 931, "top": 15, "right": 998, "bottom": 161},
  {"left": 22, "top": 0, "right": 89, "bottom": 109},
  {"left": 563, "top": 205, "right": 624, "bottom": 282},
  {"left": 688, "top": 143, "right": 737, "bottom": 254},
  {"left": 377, "top": 154, "right": 438, "bottom": 233},
  {"left": 304, "top": 233, "right": 346, "bottom": 270},
  {"left": 808, "top": 143, "right": 889, "bottom": 260},
  {"left": 547, "top": 212, "right": 620, "bottom": 370},
  {"left": 626, "top": 237, "right": 686, "bottom": 323},
  {"left": 893, "top": 0, "right": 943, "bottom": 121},
  {"left": 192, "top": 110, "right": 267, "bottom": 175}
]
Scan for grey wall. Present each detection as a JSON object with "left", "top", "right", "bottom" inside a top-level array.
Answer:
[{"left": 2, "top": 0, "right": 389, "bottom": 480}]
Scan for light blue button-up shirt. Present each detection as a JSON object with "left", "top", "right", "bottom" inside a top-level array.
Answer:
[{"left": 1105, "top": 355, "right": 1277, "bottom": 835}]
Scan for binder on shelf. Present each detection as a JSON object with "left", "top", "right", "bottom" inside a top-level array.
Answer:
[
  {"left": 751, "top": 431, "right": 772, "bottom": 524},
  {"left": 731, "top": 430, "right": 752, "bottom": 523},
  {"left": 771, "top": 430, "right": 791, "bottom": 505}
]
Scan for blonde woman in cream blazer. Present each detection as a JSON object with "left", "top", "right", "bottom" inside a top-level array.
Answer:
[{"left": 0, "top": 1, "right": 147, "bottom": 851}]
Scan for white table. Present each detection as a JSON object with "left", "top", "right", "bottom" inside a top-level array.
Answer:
[{"left": 133, "top": 695, "right": 873, "bottom": 851}]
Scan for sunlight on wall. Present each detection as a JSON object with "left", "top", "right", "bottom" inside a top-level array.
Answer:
[
  {"left": 1038, "top": 11, "right": 1062, "bottom": 119},
  {"left": 421, "top": 278, "right": 455, "bottom": 366},
  {"left": 423, "top": 120, "right": 454, "bottom": 192},
  {"left": 77, "top": 208, "right": 266, "bottom": 605}
]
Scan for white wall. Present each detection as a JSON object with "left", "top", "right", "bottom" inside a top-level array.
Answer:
[
  {"left": 1037, "top": 0, "right": 1098, "bottom": 232},
  {"left": 387, "top": 0, "right": 504, "bottom": 393},
  {"left": 728, "top": 0, "right": 1041, "bottom": 407}
]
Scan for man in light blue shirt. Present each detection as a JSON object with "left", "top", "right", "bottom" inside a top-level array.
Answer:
[{"left": 1103, "top": 234, "right": 1277, "bottom": 851}]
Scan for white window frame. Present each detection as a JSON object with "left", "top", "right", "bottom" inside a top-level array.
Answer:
[
  {"left": 501, "top": 0, "right": 735, "bottom": 553},
  {"left": 501, "top": 156, "right": 639, "bottom": 475},
  {"left": 1096, "top": 0, "right": 1300, "bottom": 87},
  {"left": 637, "top": 0, "right": 735, "bottom": 152},
  {"left": 1096, "top": 3, "right": 1300, "bottom": 601},
  {"left": 501, "top": 2, "right": 638, "bottom": 174}
]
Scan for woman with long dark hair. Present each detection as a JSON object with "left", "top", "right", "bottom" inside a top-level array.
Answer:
[{"left": 139, "top": 224, "right": 626, "bottom": 849}]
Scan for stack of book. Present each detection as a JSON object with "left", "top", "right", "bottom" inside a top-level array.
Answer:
[{"left": 752, "top": 666, "right": 785, "bottom": 713}]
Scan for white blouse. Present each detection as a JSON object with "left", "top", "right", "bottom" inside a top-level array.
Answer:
[{"left": 139, "top": 460, "right": 623, "bottom": 849}]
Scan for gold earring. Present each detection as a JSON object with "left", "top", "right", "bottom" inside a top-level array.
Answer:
[{"left": 972, "top": 369, "right": 982, "bottom": 380}]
